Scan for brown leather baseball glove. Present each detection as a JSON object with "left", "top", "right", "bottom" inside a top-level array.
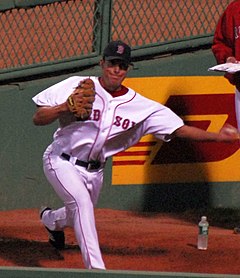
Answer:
[{"left": 67, "top": 78, "right": 95, "bottom": 120}]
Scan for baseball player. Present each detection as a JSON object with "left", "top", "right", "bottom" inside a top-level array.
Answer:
[
  {"left": 212, "top": 1, "right": 240, "bottom": 234},
  {"left": 32, "top": 40, "right": 239, "bottom": 270}
]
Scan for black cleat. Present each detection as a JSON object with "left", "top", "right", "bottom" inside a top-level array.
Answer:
[{"left": 40, "top": 206, "right": 65, "bottom": 250}]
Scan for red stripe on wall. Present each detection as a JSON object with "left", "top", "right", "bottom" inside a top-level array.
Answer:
[{"left": 113, "top": 160, "right": 145, "bottom": 165}]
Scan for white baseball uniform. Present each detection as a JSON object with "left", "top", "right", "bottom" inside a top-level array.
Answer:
[{"left": 32, "top": 76, "right": 184, "bottom": 269}]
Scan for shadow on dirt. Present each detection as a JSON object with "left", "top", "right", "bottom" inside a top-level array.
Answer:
[{"left": 0, "top": 237, "right": 64, "bottom": 267}]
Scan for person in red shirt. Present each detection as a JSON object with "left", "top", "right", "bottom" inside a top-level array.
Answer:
[
  {"left": 212, "top": 0, "right": 240, "bottom": 234},
  {"left": 212, "top": 1, "right": 240, "bottom": 84}
]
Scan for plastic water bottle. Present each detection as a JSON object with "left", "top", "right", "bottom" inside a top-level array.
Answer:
[{"left": 197, "top": 216, "right": 209, "bottom": 250}]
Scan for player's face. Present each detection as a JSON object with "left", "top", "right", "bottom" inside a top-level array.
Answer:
[{"left": 101, "top": 59, "right": 130, "bottom": 91}]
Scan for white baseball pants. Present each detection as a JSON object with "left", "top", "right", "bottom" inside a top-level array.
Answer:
[{"left": 41, "top": 145, "right": 105, "bottom": 270}]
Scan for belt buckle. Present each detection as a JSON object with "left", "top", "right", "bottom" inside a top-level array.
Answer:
[{"left": 87, "top": 161, "right": 101, "bottom": 171}]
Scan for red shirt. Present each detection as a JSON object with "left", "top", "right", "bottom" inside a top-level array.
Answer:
[{"left": 212, "top": 0, "right": 240, "bottom": 85}]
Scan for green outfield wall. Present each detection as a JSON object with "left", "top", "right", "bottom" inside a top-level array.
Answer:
[{"left": 0, "top": 266, "right": 239, "bottom": 278}]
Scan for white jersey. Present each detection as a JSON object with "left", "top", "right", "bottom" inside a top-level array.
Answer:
[{"left": 32, "top": 76, "right": 184, "bottom": 163}]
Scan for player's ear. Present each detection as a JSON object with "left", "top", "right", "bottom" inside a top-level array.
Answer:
[{"left": 99, "top": 59, "right": 104, "bottom": 67}]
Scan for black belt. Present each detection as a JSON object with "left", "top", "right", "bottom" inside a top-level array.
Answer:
[{"left": 61, "top": 153, "right": 101, "bottom": 170}]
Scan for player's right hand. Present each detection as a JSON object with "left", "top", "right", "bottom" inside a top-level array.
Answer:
[{"left": 219, "top": 123, "right": 240, "bottom": 142}]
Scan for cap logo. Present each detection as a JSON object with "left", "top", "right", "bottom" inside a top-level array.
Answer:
[{"left": 116, "top": 45, "right": 124, "bottom": 54}]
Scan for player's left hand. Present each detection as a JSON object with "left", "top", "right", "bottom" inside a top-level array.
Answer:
[
  {"left": 219, "top": 123, "right": 240, "bottom": 142},
  {"left": 67, "top": 78, "right": 96, "bottom": 120}
]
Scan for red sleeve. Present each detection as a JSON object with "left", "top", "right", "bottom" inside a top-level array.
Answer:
[
  {"left": 212, "top": 8, "right": 235, "bottom": 64},
  {"left": 212, "top": 3, "right": 237, "bottom": 85}
]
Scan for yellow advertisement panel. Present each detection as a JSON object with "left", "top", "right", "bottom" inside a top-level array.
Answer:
[{"left": 112, "top": 76, "right": 240, "bottom": 185}]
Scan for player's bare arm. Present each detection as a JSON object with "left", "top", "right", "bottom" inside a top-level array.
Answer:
[
  {"left": 173, "top": 124, "right": 239, "bottom": 143},
  {"left": 33, "top": 102, "right": 69, "bottom": 126}
]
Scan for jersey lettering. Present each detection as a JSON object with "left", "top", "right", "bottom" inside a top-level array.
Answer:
[
  {"left": 122, "top": 119, "right": 130, "bottom": 129},
  {"left": 90, "top": 109, "right": 101, "bottom": 121},
  {"left": 114, "top": 116, "right": 122, "bottom": 127},
  {"left": 113, "top": 116, "right": 136, "bottom": 129},
  {"left": 91, "top": 109, "right": 137, "bottom": 130}
]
